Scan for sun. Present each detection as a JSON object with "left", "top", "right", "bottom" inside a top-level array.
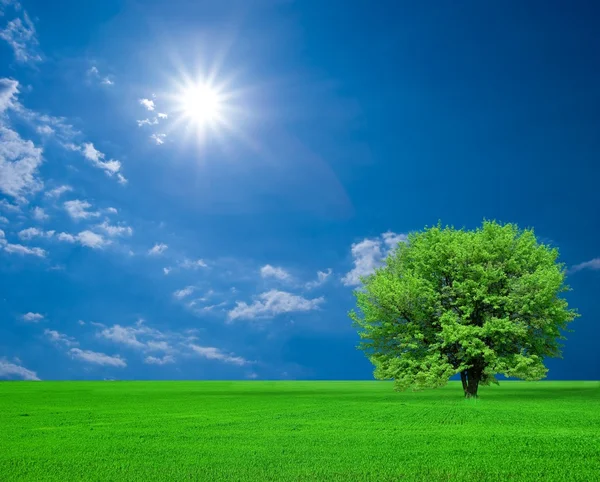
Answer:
[
  {"left": 165, "top": 66, "right": 247, "bottom": 148},
  {"left": 167, "top": 78, "right": 233, "bottom": 143},
  {"left": 179, "top": 83, "right": 224, "bottom": 127}
]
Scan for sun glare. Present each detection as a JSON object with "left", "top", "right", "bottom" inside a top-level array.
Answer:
[
  {"left": 181, "top": 83, "right": 223, "bottom": 127},
  {"left": 166, "top": 66, "right": 246, "bottom": 147}
]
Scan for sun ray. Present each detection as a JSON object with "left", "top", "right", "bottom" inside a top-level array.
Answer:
[{"left": 159, "top": 55, "right": 264, "bottom": 155}]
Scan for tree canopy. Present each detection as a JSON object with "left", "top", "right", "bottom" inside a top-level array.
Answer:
[{"left": 349, "top": 220, "right": 579, "bottom": 397}]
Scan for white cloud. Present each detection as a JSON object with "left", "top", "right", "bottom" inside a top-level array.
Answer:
[
  {"left": 305, "top": 268, "right": 332, "bottom": 289},
  {"left": 63, "top": 199, "right": 100, "bottom": 220},
  {"left": 105, "top": 207, "right": 118, "bottom": 214},
  {"left": 148, "top": 243, "right": 167, "bottom": 255},
  {"left": 0, "top": 216, "right": 8, "bottom": 223},
  {"left": 0, "top": 125, "right": 43, "bottom": 201},
  {"left": 36, "top": 124, "right": 54, "bottom": 135},
  {"left": 163, "top": 267, "right": 171, "bottom": 275},
  {"left": 57, "top": 232, "right": 75, "bottom": 242},
  {"left": 180, "top": 258, "right": 207, "bottom": 269},
  {"left": 0, "top": 359, "right": 40, "bottom": 380},
  {"left": 0, "top": 77, "right": 19, "bottom": 113},
  {"left": 146, "top": 340, "right": 171, "bottom": 351},
  {"left": 3, "top": 242, "right": 46, "bottom": 257},
  {"left": 69, "top": 348, "right": 126, "bottom": 367},
  {"left": 381, "top": 231, "right": 408, "bottom": 251},
  {"left": 98, "top": 324, "right": 145, "bottom": 349},
  {"left": 81, "top": 143, "right": 119, "bottom": 173},
  {"left": 87, "top": 66, "right": 114, "bottom": 86},
  {"left": 18, "top": 227, "right": 54, "bottom": 240},
  {"left": 0, "top": 11, "right": 42, "bottom": 63},
  {"left": 157, "top": 113, "right": 168, "bottom": 119},
  {"left": 173, "top": 286, "right": 194, "bottom": 299},
  {"left": 56, "top": 230, "right": 109, "bottom": 249},
  {"left": 1, "top": 79, "right": 79, "bottom": 160},
  {"left": 22, "top": 312, "right": 44, "bottom": 322},
  {"left": 146, "top": 340, "right": 170, "bottom": 351},
  {"left": 94, "top": 220, "right": 133, "bottom": 237},
  {"left": 150, "top": 133, "right": 166, "bottom": 145},
  {"left": 341, "top": 239, "right": 382, "bottom": 286},
  {"left": 228, "top": 290, "right": 324, "bottom": 321},
  {"left": 342, "top": 232, "right": 407, "bottom": 286},
  {"left": 189, "top": 344, "right": 250, "bottom": 366},
  {"left": 31, "top": 206, "right": 48, "bottom": 221},
  {"left": 15, "top": 109, "right": 79, "bottom": 146},
  {"left": 569, "top": 258, "right": 600, "bottom": 274},
  {"left": 137, "top": 118, "right": 158, "bottom": 127},
  {"left": 0, "top": 199, "right": 20, "bottom": 212},
  {"left": 196, "top": 289, "right": 215, "bottom": 302},
  {"left": 96, "top": 322, "right": 179, "bottom": 357},
  {"left": 18, "top": 227, "right": 39, "bottom": 239},
  {"left": 0, "top": 228, "right": 47, "bottom": 257},
  {"left": 18, "top": 228, "right": 37, "bottom": 239},
  {"left": 139, "top": 98, "right": 155, "bottom": 111},
  {"left": 260, "top": 264, "right": 291, "bottom": 281},
  {"left": 192, "top": 301, "right": 227, "bottom": 312},
  {"left": 45, "top": 185, "right": 72, "bottom": 198},
  {"left": 75, "top": 230, "right": 108, "bottom": 249},
  {"left": 44, "top": 329, "right": 78, "bottom": 347},
  {"left": 80, "top": 143, "right": 124, "bottom": 180},
  {"left": 144, "top": 355, "right": 174, "bottom": 365}
]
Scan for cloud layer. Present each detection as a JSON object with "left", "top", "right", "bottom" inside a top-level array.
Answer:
[{"left": 342, "top": 231, "right": 407, "bottom": 286}]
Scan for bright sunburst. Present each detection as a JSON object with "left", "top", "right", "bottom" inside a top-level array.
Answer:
[
  {"left": 164, "top": 58, "right": 253, "bottom": 150},
  {"left": 179, "top": 82, "right": 224, "bottom": 128},
  {"left": 167, "top": 74, "right": 235, "bottom": 145}
]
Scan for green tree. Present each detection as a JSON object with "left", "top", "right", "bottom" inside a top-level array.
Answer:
[{"left": 349, "top": 220, "right": 579, "bottom": 398}]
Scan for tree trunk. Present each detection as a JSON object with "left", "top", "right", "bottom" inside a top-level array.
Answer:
[
  {"left": 460, "top": 371, "right": 468, "bottom": 396},
  {"left": 465, "top": 367, "right": 481, "bottom": 398}
]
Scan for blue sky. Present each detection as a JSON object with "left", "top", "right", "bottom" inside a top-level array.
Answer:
[{"left": 0, "top": 0, "right": 598, "bottom": 382}]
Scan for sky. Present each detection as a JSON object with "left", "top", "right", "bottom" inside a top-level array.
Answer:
[{"left": 0, "top": 0, "right": 598, "bottom": 382}]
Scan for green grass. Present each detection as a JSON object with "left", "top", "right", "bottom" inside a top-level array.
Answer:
[{"left": 0, "top": 381, "right": 599, "bottom": 481}]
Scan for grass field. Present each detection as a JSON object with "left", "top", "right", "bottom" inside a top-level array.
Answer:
[{"left": 0, "top": 381, "right": 599, "bottom": 481}]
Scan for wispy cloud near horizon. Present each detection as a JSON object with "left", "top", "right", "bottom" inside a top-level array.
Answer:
[{"left": 0, "top": 358, "right": 40, "bottom": 380}]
